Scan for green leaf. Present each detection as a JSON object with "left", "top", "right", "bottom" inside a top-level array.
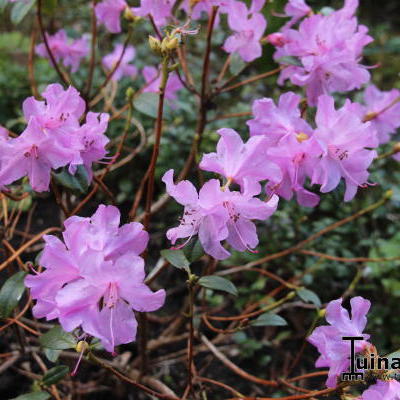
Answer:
[
  {"left": 198, "top": 276, "right": 238, "bottom": 296},
  {"left": 42, "top": 365, "right": 69, "bottom": 386},
  {"left": 183, "top": 239, "right": 205, "bottom": 263},
  {"left": 0, "top": 271, "right": 27, "bottom": 318},
  {"left": 52, "top": 165, "right": 90, "bottom": 194},
  {"left": 11, "top": 392, "right": 51, "bottom": 400},
  {"left": 161, "top": 249, "right": 190, "bottom": 273},
  {"left": 43, "top": 348, "right": 61, "bottom": 363},
  {"left": 251, "top": 313, "right": 288, "bottom": 327},
  {"left": 297, "top": 288, "right": 321, "bottom": 308},
  {"left": 39, "top": 326, "right": 76, "bottom": 350},
  {"left": 229, "top": 53, "right": 246, "bottom": 76},
  {"left": 276, "top": 56, "right": 303, "bottom": 67},
  {"left": 11, "top": 0, "right": 36, "bottom": 24},
  {"left": 133, "top": 92, "right": 171, "bottom": 119}
]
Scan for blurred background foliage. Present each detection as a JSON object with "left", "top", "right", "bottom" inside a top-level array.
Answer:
[{"left": 0, "top": 0, "right": 400, "bottom": 398}]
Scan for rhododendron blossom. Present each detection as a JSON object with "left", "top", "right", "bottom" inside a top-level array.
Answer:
[
  {"left": 200, "top": 128, "right": 281, "bottom": 194},
  {"left": 248, "top": 92, "right": 321, "bottom": 206},
  {"left": 358, "top": 379, "right": 400, "bottom": 400},
  {"left": 102, "top": 44, "right": 137, "bottom": 82},
  {"left": 223, "top": 0, "right": 267, "bottom": 62},
  {"left": 312, "top": 95, "right": 377, "bottom": 201},
  {"left": 0, "top": 84, "right": 109, "bottom": 191},
  {"left": 272, "top": 0, "right": 373, "bottom": 105},
  {"left": 132, "top": 0, "right": 173, "bottom": 27},
  {"left": 25, "top": 205, "right": 165, "bottom": 353},
  {"left": 36, "top": 30, "right": 89, "bottom": 73},
  {"left": 358, "top": 84, "right": 400, "bottom": 144},
  {"left": 95, "top": 0, "right": 127, "bottom": 34},
  {"left": 308, "top": 296, "right": 371, "bottom": 388},
  {"left": 283, "top": 0, "right": 312, "bottom": 27},
  {"left": 163, "top": 170, "right": 278, "bottom": 260},
  {"left": 142, "top": 66, "right": 184, "bottom": 103}
]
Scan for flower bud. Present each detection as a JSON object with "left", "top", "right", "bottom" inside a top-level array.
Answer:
[
  {"left": 267, "top": 33, "right": 287, "bottom": 47},
  {"left": 148, "top": 35, "right": 161, "bottom": 54}
]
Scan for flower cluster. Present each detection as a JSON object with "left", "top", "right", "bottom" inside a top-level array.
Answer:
[
  {"left": 247, "top": 92, "right": 377, "bottom": 205},
  {"left": 271, "top": 0, "right": 372, "bottom": 105},
  {"left": 0, "top": 84, "right": 109, "bottom": 192},
  {"left": 25, "top": 205, "right": 165, "bottom": 353},
  {"left": 309, "top": 297, "right": 400, "bottom": 398},
  {"left": 163, "top": 128, "right": 279, "bottom": 260},
  {"left": 308, "top": 296, "right": 371, "bottom": 387},
  {"left": 36, "top": 30, "right": 89, "bottom": 73}
]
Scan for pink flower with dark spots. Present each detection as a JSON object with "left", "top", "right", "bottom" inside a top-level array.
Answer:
[
  {"left": 25, "top": 205, "right": 164, "bottom": 353},
  {"left": 163, "top": 170, "right": 278, "bottom": 260},
  {"left": 312, "top": 95, "right": 378, "bottom": 201},
  {"left": 273, "top": 0, "right": 372, "bottom": 105},
  {"left": 200, "top": 128, "right": 281, "bottom": 195},
  {"left": 308, "top": 296, "right": 371, "bottom": 388}
]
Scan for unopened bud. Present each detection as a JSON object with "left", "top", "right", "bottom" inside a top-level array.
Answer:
[
  {"left": 166, "top": 36, "right": 179, "bottom": 51},
  {"left": 267, "top": 33, "right": 287, "bottom": 47},
  {"left": 148, "top": 35, "right": 161, "bottom": 54},
  {"left": 126, "top": 87, "right": 135, "bottom": 100}
]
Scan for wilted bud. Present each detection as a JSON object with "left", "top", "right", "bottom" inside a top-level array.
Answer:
[{"left": 148, "top": 35, "right": 162, "bottom": 54}]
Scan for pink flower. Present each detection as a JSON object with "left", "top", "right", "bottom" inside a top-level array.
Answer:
[
  {"left": 0, "top": 118, "right": 77, "bottom": 192},
  {"left": 360, "top": 84, "right": 400, "bottom": 144},
  {"left": 71, "top": 112, "right": 110, "bottom": 178},
  {"left": 359, "top": 379, "right": 400, "bottom": 400},
  {"left": 181, "top": 0, "right": 230, "bottom": 22},
  {"left": 0, "top": 84, "right": 110, "bottom": 192},
  {"left": 312, "top": 95, "right": 377, "bottom": 201},
  {"left": 163, "top": 170, "right": 278, "bottom": 260},
  {"left": 223, "top": 0, "right": 267, "bottom": 62},
  {"left": 248, "top": 92, "right": 313, "bottom": 145},
  {"left": 273, "top": 0, "right": 372, "bottom": 105},
  {"left": 283, "top": 0, "right": 312, "bottom": 28},
  {"left": 25, "top": 205, "right": 165, "bottom": 353},
  {"left": 95, "top": 0, "right": 127, "bottom": 34},
  {"left": 142, "top": 66, "right": 183, "bottom": 102},
  {"left": 132, "top": 0, "right": 173, "bottom": 27},
  {"left": 248, "top": 92, "right": 320, "bottom": 206},
  {"left": 102, "top": 44, "right": 137, "bottom": 82},
  {"left": 36, "top": 30, "right": 89, "bottom": 73},
  {"left": 308, "top": 296, "right": 371, "bottom": 388},
  {"left": 199, "top": 128, "right": 281, "bottom": 194}
]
